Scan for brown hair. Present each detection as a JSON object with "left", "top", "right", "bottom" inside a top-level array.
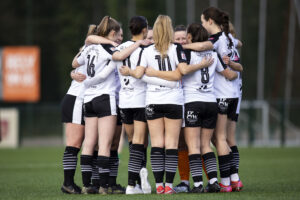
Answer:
[
  {"left": 187, "top": 23, "right": 208, "bottom": 43},
  {"left": 202, "top": 7, "right": 233, "bottom": 47},
  {"left": 153, "top": 15, "right": 174, "bottom": 56},
  {"left": 96, "top": 16, "right": 121, "bottom": 37},
  {"left": 86, "top": 24, "right": 97, "bottom": 36}
]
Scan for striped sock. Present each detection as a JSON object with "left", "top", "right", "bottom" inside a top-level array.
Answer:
[
  {"left": 189, "top": 154, "right": 203, "bottom": 186},
  {"left": 91, "top": 151, "right": 99, "bottom": 187},
  {"left": 150, "top": 147, "right": 165, "bottom": 183},
  {"left": 63, "top": 146, "right": 80, "bottom": 186},
  {"left": 129, "top": 142, "right": 133, "bottom": 153},
  {"left": 218, "top": 154, "right": 231, "bottom": 186},
  {"left": 231, "top": 146, "right": 240, "bottom": 172},
  {"left": 142, "top": 147, "right": 147, "bottom": 168},
  {"left": 165, "top": 149, "right": 178, "bottom": 185},
  {"left": 202, "top": 152, "right": 218, "bottom": 184},
  {"left": 80, "top": 154, "right": 93, "bottom": 187},
  {"left": 109, "top": 150, "right": 119, "bottom": 186},
  {"left": 128, "top": 144, "right": 144, "bottom": 186},
  {"left": 97, "top": 156, "right": 110, "bottom": 188}
]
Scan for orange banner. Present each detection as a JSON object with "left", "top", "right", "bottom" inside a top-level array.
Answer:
[{"left": 2, "top": 46, "right": 40, "bottom": 102}]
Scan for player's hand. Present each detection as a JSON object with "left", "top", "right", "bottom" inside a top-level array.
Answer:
[
  {"left": 72, "top": 72, "right": 86, "bottom": 82},
  {"left": 140, "top": 39, "right": 151, "bottom": 46},
  {"left": 119, "top": 66, "right": 130, "bottom": 76},
  {"left": 200, "top": 56, "right": 214, "bottom": 68},
  {"left": 111, "top": 41, "right": 119, "bottom": 47},
  {"left": 145, "top": 67, "right": 157, "bottom": 77},
  {"left": 222, "top": 55, "right": 230, "bottom": 65}
]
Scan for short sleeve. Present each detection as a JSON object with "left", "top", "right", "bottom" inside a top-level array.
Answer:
[
  {"left": 175, "top": 43, "right": 187, "bottom": 63},
  {"left": 139, "top": 48, "right": 148, "bottom": 67},
  {"left": 216, "top": 52, "right": 227, "bottom": 71},
  {"left": 76, "top": 50, "right": 85, "bottom": 65},
  {"left": 102, "top": 44, "right": 118, "bottom": 55}
]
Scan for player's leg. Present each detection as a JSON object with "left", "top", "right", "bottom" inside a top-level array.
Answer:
[
  {"left": 80, "top": 116, "right": 98, "bottom": 194},
  {"left": 148, "top": 116, "right": 165, "bottom": 194},
  {"left": 61, "top": 95, "right": 85, "bottom": 194},
  {"left": 174, "top": 129, "right": 191, "bottom": 193},
  {"left": 184, "top": 127, "right": 204, "bottom": 193},
  {"left": 215, "top": 99, "right": 232, "bottom": 192},
  {"left": 226, "top": 97, "right": 243, "bottom": 191},
  {"left": 164, "top": 104, "right": 182, "bottom": 194}
]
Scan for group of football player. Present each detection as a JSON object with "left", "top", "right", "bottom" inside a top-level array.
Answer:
[{"left": 60, "top": 6, "right": 243, "bottom": 195}]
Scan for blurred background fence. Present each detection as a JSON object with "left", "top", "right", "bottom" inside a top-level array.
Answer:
[{"left": 0, "top": 0, "right": 300, "bottom": 147}]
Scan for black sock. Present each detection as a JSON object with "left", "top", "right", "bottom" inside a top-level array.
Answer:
[
  {"left": 218, "top": 154, "right": 231, "bottom": 179},
  {"left": 109, "top": 150, "right": 119, "bottom": 186},
  {"left": 189, "top": 154, "right": 203, "bottom": 184},
  {"left": 202, "top": 152, "right": 218, "bottom": 181},
  {"left": 80, "top": 154, "right": 93, "bottom": 187},
  {"left": 97, "top": 156, "right": 110, "bottom": 188},
  {"left": 150, "top": 147, "right": 165, "bottom": 183},
  {"left": 129, "top": 142, "right": 133, "bottom": 153},
  {"left": 128, "top": 144, "right": 144, "bottom": 186},
  {"left": 165, "top": 149, "right": 178, "bottom": 184},
  {"left": 141, "top": 147, "right": 147, "bottom": 168},
  {"left": 63, "top": 146, "right": 80, "bottom": 186},
  {"left": 91, "top": 151, "right": 100, "bottom": 187},
  {"left": 229, "top": 151, "right": 238, "bottom": 175},
  {"left": 230, "top": 146, "right": 240, "bottom": 173}
]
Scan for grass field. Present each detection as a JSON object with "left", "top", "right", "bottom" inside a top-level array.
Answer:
[{"left": 0, "top": 147, "right": 300, "bottom": 200}]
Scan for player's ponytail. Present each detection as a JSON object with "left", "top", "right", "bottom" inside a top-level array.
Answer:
[
  {"left": 220, "top": 11, "right": 233, "bottom": 47},
  {"left": 202, "top": 7, "right": 233, "bottom": 47},
  {"left": 97, "top": 16, "right": 120, "bottom": 37},
  {"left": 86, "top": 24, "right": 97, "bottom": 36},
  {"left": 153, "top": 15, "right": 173, "bottom": 57}
]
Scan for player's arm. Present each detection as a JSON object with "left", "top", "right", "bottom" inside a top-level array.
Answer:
[
  {"left": 182, "top": 41, "right": 213, "bottom": 51},
  {"left": 220, "top": 68, "right": 238, "bottom": 80},
  {"left": 112, "top": 40, "right": 150, "bottom": 61},
  {"left": 178, "top": 57, "right": 214, "bottom": 75},
  {"left": 141, "top": 75, "right": 179, "bottom": 88},
  {"left": 145, "top": 66, "right": 182, "bottom": 81},
  {"left": 216, "top": 54, "right": 238, "bottom": 80},
  {"left": 222, "top": 55, "right": 243, "bottom": 72},
  {"left": 83, "top": 61, "right": 116, "bottom": 87},
  {"left": 119, "top": 66, "right": 145, "bottom": 79},
  {"left": 85, "top": 35, "right": 118, "bottom": 47},
  {"left": 70, "top": 70, "right": 86, "bottom": 82}
]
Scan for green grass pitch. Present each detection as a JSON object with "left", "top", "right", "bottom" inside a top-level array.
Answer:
[{"left": 0, "top": 147, "right": 300, "bottom": 200}]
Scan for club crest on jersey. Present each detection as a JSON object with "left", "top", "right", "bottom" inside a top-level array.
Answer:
[
  {"left": 110, "top": 47, "right": 116, "bottom": 51},
  {"left": 186, "top": 111, "right": 198, "bottom": 123},
  {"left": 181, "top": 51, "right": 186, "bottom": 60}
]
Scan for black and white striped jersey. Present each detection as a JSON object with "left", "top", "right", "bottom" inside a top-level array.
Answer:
[
  {"left": 182, "top": 50, "right": 225, "bottom": 103},
  {"left": 209, "top": 32, "right": 238, "bottom": 98},
  {"left": 77, "top": 43, "right": 117, "bottom": 103},
  {"left": 115, "top": 40, "right": 147, "bottom": 108},
  {"left": 139, "top": 43, "right": 185, "bottom": 105}
]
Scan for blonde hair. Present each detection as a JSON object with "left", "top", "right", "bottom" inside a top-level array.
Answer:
[
  {"left": 86, "top": 24, "right": 97, "bottom": 36},
  {"left": 97, "top": 16, "right": 120, "bottom": 37},
  {"left": 153, "top": 15, "right": 174, "bottom": 57},
  {"left": 229, "top": 21, "right": 236, "bottom": 37}
]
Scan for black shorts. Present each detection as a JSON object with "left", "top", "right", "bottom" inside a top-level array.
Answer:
[
  {"left": 83, "top": 94, "right": 117, "bottom": 118},
  {"left": 116, "top": 106, "right": 122, "bottom": 126},
  {"left": 216, "top": 98, "right": 239, "bottom": 121},
  {"left": 120, "top": 108, "right": 146, "bottom": 124},
  {"left": 145, "top": 104, "right": 182, "bottom": 120},
  {"left": 61, "top": 94, "right": 84, "bottom": 125},
  {"left": 184, "top": 101, "right": 218, "bottom": 129}
]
